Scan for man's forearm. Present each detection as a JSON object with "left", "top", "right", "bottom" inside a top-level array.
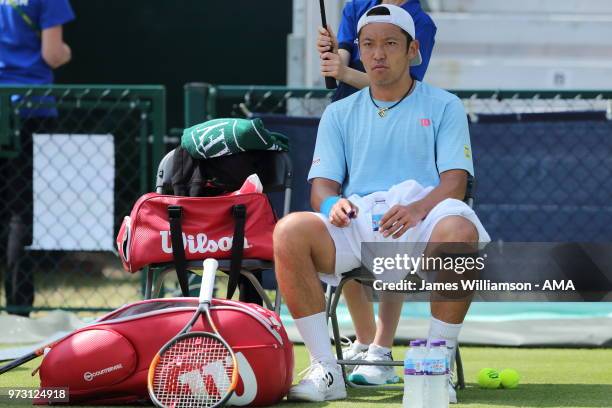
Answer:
[
  {"left": 41, "top": 26, "right": 71, "bottom": 69},
  {"left": 311, "top": 186, "right": 341, "bottom": 212},
  {"left": 311, "top": 179, "right": 342, "bottom": 212}
]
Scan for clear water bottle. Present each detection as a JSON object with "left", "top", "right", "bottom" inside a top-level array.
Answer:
[
  {"left": 416, "top": 340, "right": 429, "bottom": 403},
  {"left": 444, "top": 342, "right": 452, "bottom": 379},
  {"left": 424, "top": 340, "right": 449, "bottom": 408},
  {"left": 403, "top": 340, "right": 425, "bottom": 408},
  {"left": 372, "top": 199, "right": 388, "bottom": 232}
]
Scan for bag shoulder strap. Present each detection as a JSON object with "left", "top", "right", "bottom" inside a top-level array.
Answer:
[
  {"left": 167, "top": 205, "right": 190, "bottom": 297},
  {"left": 226, "top": 204, "right": 246, "bottom": 299}
]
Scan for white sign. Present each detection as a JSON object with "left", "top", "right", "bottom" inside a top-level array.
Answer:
[{"left": 30, "top": 134, "right": 115, "bottom": 251}]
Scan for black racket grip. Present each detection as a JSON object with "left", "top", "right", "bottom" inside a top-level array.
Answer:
[
  {"left": 325, "top": 76, "right": 338, "bottom": 89},
  {"left": 319, "top": 0, "right": 337, "bottom": 89}
]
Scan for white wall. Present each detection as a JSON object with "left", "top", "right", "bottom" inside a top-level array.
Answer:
[
  {"left": 432, "top": 0, "right": 612, "bottom": 14},
  {"left": 426, "top": 11, "right": 612, "bottom": 89}
]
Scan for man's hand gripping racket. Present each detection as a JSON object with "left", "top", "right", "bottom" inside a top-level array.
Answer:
[
  {"left": 148, "top": 259, "right": 238, "bottom": 408},
  {"left": 319, "top": 0, "right": 338, "bottom": 89}
]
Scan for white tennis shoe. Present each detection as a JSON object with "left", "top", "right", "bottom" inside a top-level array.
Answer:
[
  {"left": 287, "top": 360, "right": 347, "bottom": 402},
  {"left": 341, "top": 340, "right": 369, "bottom": 373},
  {"left": 348, "top": 344, "right": 400, "bottom": 385}
]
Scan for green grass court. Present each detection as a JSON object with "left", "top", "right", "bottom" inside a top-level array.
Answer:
[{"left": 1, "top": 345, "right": 610, "bottom": 407}]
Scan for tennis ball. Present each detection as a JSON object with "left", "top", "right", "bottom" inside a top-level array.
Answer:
[
  {"left": 477, "top": 368, "right": 501, "bottom": 389},
  {"left": 500, "top": 369, "right": 520, "bottom": 389}
]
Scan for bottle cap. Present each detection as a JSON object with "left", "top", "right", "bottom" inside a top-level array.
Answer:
[{"left": 409, "top": 340, "right": 421, "bottom": 346}]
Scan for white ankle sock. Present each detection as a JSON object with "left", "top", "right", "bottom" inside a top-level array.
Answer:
[
  {"left": 428, "top": 316, "right": 462, "bottom": 368},
  {"left": 294, "top": 312, "right": 335, "bottom": 364}
]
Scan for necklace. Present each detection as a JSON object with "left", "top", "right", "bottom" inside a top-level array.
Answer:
[{"left": 369, "top": 80, "right": 416, "bottom": 118}]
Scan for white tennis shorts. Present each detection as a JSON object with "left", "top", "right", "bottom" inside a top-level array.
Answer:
[{"left": 314, "top": 198, "right": 490, "bottom": 286}]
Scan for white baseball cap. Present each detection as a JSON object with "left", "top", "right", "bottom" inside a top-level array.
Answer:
[{"left": 356, "top": 4, "right": 422, "bottom": 66}]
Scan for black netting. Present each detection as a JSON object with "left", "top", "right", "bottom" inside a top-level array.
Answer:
[{"left": 0, "top": 86, "right": 165, "bottom": 315}]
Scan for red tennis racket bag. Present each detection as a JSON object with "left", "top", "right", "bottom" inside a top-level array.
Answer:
[
  {"left": 35, "top": 298, "right": 294, "bottom": 406},
  {"left": 117, "top": 192, "right": 276, "bottom": 274}
]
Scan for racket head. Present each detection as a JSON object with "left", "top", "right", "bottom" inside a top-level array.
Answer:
[{"left": 148, "top": 332, "right": 238, "bottom": 408}]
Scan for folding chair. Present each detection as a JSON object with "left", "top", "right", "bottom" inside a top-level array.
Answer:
[
  {"left": 142, "top": 148, "right": 292, "bottom": 314},
  {"left": 325, "top": 176, "right": 476, "bottom": 390}
]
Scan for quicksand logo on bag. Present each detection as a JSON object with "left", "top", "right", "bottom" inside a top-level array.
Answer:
[
  {"left": 159, "top": 231, "right": 253, "bottom": 255},
  {"left": 83, "top": 364, "right": 124, "bottom": 382}
]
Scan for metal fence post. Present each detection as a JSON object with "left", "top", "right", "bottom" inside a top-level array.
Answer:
[{"left": 184, "top": 83, "right": 212, "bottom": 127}]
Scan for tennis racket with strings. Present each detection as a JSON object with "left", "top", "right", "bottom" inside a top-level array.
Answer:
[
  {"left": 319, "top": 0, "right": 338, "bottom": 89},
  {"left": 148, "top": 259, "right": 238, "bottom": 408}
]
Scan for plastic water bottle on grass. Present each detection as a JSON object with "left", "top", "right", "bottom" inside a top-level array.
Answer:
[
  {"left": 403, "top": 340, "right": 426, "bottom": 408},
  {"left": 425, "top": 340, "right": 449, "bottom": 408}
]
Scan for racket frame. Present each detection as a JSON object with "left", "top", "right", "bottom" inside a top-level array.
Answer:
[{"left": 148, "top": 259, "right": 238, "bottom": 408}]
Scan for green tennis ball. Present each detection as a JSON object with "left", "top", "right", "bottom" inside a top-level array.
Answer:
[
  {"left": 500, "top": 369, "right": 520, "bottom": 389},
  {"left": 477, "top": 368, "right": 501, "bottom": 389}
]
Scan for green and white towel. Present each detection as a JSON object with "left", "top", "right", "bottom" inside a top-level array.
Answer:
[{"left": 181, "top": 118, "right": 289, "bottom": 159}]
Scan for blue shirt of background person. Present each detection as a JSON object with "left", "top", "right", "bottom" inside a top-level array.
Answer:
[
  {"left": 0, "top": 0, "right": 75, "bottom": 85},
  {"left": 334, "top": 0, "right": 436, "bottom": 101}
]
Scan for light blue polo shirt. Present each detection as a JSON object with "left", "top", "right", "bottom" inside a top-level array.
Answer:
[{"left": 308, "top": 81, "right": 473, "bottom": 198}]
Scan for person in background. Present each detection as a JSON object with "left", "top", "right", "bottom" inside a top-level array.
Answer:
[{"left": 0, "top": 0, "right": 75, "bottom": 316}]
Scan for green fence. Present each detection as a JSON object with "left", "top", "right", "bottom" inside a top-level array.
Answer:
[
  {"left": 0, "top": 85, "right": 165, "bottom": 314},
  {"left": 185, "top": 83, "right": 612, "bottom": 122}
]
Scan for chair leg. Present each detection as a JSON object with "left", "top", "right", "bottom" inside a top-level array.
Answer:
[
  {"left": 324, "top": 284, "right": 335, "bottom": 320},
  {"left": 274, "top": 287, "right": 282, "bottom": 315},
  {"left": 328, "top": 281, "right": 349, "bottom": 384},
  {"left": 144, "top": 267, "right": 153, "bottom": 299},
  {"left": 456, "top": 346, "right": 465, "bottom": 390},
  {"left": 152, "top": 269, "right": 169, "bottom": 298},
  {"left": 239, "top": 270, "right": 274, "bottom": 310}
]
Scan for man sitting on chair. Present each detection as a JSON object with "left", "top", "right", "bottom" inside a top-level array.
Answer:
[{"left": 274, "top": 4, "right": 490, "bottom": 403}]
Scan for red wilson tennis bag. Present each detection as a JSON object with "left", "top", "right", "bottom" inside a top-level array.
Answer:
[
  {"left": 117, "top": 192, "right": 276, "bottom": 274},
  {"left": 36, "top": 298, "right": 293, "bottom": 405}
]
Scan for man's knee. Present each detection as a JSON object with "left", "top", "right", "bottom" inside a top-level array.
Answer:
[
  {"left": 431, "top": 216, "right": 478, "bottom": 243},
  {"left": 273, "top": 212, "right": 335, "bottom": 272},
  {"left": 274, "top": 212, "right": 324, "bottom": 253}
]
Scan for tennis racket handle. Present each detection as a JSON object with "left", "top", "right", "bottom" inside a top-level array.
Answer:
[
  {"left": 325, "top": 76, "right": 337, "bottom": 89},
  {"left": 200, "top": 258, "right": 218, "bottom": 303}
]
